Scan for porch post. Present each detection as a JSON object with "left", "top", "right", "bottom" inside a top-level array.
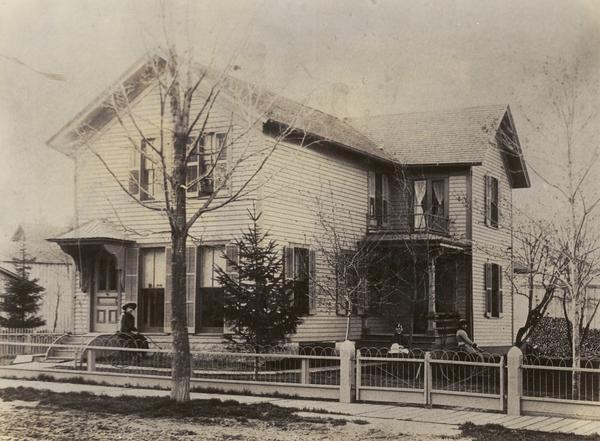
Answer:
[{"left": 427, "top": 256, "right": 436, "bottom": 334}]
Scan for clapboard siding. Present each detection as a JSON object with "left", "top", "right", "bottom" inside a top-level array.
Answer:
[
  {"left": 471, "top": 143, "right": 514, "bottom": 347},
  {"left": 74, "top": 86, "right": 261, "bottom": 245},
  {"left": 260, "top": 138, "right": 369, "bottom": 342}
]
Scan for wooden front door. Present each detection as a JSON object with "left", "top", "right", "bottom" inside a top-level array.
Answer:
[{"left": 92, "top": 253, "right": 119, "bottom": 333}]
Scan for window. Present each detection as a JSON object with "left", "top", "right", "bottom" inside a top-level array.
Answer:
[
  {"left": 187, "top": 132, "right": 229, "bottom": 197},
  {"left": 129, "top": 138, "right": 159, "bottom": 201},
  {"left": 485, "top": 175, "right": 500, "bottom": 228},
  {"left": 485, "top": 263, "right": 503, "bottom": 318},
  {"left": 97, "top": 255, "right": 117, "bottom": 292},
  {"left": 141, "top": 248, "right": 165, "bottom": 289},
  {"left": 368, "top": 172, "right": 390, "bottom": 227},
  {"left": 284, "top": 246, "right": 315, "bottom": 316},
  {"left": 412, "top": 178, "right": 448, "bottom": 232}
]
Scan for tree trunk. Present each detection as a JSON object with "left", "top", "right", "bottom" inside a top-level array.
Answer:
[{"left": 170, "top": 232, "right": 191, "bottom": 401}]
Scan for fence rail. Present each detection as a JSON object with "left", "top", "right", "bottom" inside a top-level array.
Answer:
[{"left": 1, "top": 338, "right": 600, "bottom": 419}]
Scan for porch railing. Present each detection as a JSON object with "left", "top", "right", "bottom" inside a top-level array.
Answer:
[{"left": 366, "top": 213, "right": 451, "bottom": 235}]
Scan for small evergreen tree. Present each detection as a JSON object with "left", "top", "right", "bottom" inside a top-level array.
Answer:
[
  {"left": 0, "top": 242, "right": 45, "bottom": 329},
  {"left": 216, "top": 210, "right": 302, "bottom": 351}
]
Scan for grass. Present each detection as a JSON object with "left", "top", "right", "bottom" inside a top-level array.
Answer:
[
  {"left": 0, "top": 386, "right": 350, "bottom": 426},
  {"left": 461, "top": 423, "right": 600, "bottom": 441}
]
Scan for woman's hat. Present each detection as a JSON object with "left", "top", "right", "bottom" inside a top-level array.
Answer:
[{"left": 122, "top": 302, "right": 137, "bottom": 311}]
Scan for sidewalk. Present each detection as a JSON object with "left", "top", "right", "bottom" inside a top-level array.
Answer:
[{"left": 0, "top": 379, "right": 599, "bottom": 437}]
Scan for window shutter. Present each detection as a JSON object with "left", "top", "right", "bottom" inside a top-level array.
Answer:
[
  {"left": 308, "top": 249, "right": 317, "bottom": 314},
  {"left": 124, "top": 247, "right": 139, "bottom": 324},
  {"left": 485, "top": 175, "right": 491, "bottom": 226},
  {"left": 164, "top": 246, "right": 172, "bottom": 332},
  {"left": 128, "top": 147, "right": 140, "bottom": 196},
  {"left": 198, "top": 135, "right": 214, "bottom": 195},
  {"left": 382, "top": 174, "right": 390, "bottom": 226},
  {"left": 283, "top": 246, "right": 294, "bottom": 280},
  {"left": 485, "top": 263, "right": 492, "bottom": 316},
  {"left": 185, "top": 247, "right": 196, "bottom": 333},
  {"left": 368, "top": 171, "right": 376, "bottom": 219},
  {"left": 498, "top": 265, "right": 503, "bottom": 315},
  {"left": 496, "top": 178, "right": 501, "bottom": 227},
  {"left": 225, "top": 244, "right": 239, "bottom": 280}
]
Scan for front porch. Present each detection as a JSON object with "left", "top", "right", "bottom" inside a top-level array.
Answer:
[{"left": 363, "top": 235, "right": 471, "bottom": 349}]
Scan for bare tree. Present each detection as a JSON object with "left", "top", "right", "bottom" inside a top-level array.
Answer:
[
  {"left": 511, "top": 219, "right": 566, "bottom": 346},
  {"left": 519, "top": 60, "right": 600, "bottom": 398},
  {"left": 76, "top": 47, "right": 297, "bottom": 402}
]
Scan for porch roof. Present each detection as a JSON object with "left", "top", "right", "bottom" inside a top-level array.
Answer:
[
  {"left": 363, "top": 232, "right": 471, "bottom": 252},
  {"left": 46, "top": 219, "right": 135, "bottom": 245}
]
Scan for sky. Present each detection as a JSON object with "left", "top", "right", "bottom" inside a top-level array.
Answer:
[{"left": 0, "top": 0, "right": 599, "bottom": 241}]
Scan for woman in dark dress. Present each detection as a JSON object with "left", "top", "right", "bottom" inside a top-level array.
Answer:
[{"left": 119, "top": 303, "right": 148, "bottom": 349}]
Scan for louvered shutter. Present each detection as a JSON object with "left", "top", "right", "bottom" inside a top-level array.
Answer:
[
  {"left": 124, "top": 247, "right": 139, "bottom": 325},
  {"left": 368, "top": 171, "right": 376, "bottom": 225},
  {"left": 498, "top": 265, "right": 503, "bottom": 316},
  {"left": 283, "top": 246, "right": 294, "bottom": 280},
  {"left": 164, "top": 246, "right": 172, "bottom": 332},
  {"left": 485, "top": 263, "right": 492, "bottom": 316},
  {"left": 186, "top": 247, "right": 196, "bottom": 333},
  {"left": 199, "top": 135, "right": 214, "bottom": 195},
  {"left": 128, "top": 146, "right": 140, "bottom": 196},
  {"left": 308, "top": 249, "right": 317, "bottom": 314},
  {"left": 225, "top": 244, "right": 239, "bottom": 281},
  {"left": 485, "top": 175, "right": 491, "bottom": 226},
  {"left": 496, "top": 179, "right": 501, "bottom": 227},
  {"left": 382, "top": 174, "right": 390, "bottom": 226}
]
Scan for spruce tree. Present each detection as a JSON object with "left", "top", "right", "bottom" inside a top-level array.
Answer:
[
  {"left": 216, "top": 210, "right": 301, "bottom": 351},
  {"left": 0, "top": 241, "right": 45, "bottom": 329}
]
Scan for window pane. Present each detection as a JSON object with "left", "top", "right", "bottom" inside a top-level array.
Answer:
[
  {"left": 107, "top": 258, "right": 117, "bottom": 291},
  {"left": 187, "top": 165, "right": 198, "bottom": 193},
  {"left": 216, "top": 133, "right": 227, "bottom": 160},
  {"left": 97, "top": 258, "right": 107, "bottom": 291}
]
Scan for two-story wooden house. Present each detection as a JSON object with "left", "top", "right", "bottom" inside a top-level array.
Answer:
[{"left": 46, "top": 56, "right": 529, "bottom": 350}]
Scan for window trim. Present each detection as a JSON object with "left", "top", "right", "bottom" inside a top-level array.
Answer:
[
  {"left": 484, "top": 262, "right": 503, "bottom": 319},
  {"left": 411, "top": 176, "right": 450, "bottom": 231},
  {"left": 485, "top": 175, "right": 500, "bottom": 229},
  {"left": 189, "top": 131, "right": 230, "bottom": 199}
]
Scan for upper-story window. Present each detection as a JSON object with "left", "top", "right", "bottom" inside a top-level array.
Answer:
[
  {"left": 413, "top": 178, "right": 448, "bottom": 232},
  {"left": 187, "top": 132, "right": 229, "bottom": 197},
  {"left": 368, "top": 172, "right": 390, "bottom": 227},
  {"left": 128, "top": 138, "right": 161, "bottom": 201},
  {"left": 485, "top": 175, "right": 500, "bottom": 228}
]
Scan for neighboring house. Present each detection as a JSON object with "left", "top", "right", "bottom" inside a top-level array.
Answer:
[
  {"left": 0, "top": 266, "right": 20, "bottom": 308},
  {"left": 45, "top": 56, "right": 529, "bottom": 349},
  {"left": 1, "top": 225, "right": 75, "bottom": 332}
]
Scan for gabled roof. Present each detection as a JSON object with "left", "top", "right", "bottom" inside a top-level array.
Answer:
[
  {"left": 47, "top": 219, "right": 134, "bottom": 244},
  {"left": 47, "top": 55, "right": 387, "bottom": 162},
  {"left": 346, "top": 104, "right": 530, "bottom": 188},
  {"left": 1, "top": 224, "right": 73, "bottom": 265}
]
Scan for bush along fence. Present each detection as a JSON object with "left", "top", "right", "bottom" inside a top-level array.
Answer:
[{"left": 0, "top": 334, "right": 599, "bottom": 419}]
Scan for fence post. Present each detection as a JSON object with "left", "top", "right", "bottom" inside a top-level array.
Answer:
[
  {"left": 424, "top": 351, "right": 432, "bottom": 406},
  {"left": 87, "top": 349, "right": 96, "bottom": 372},
  {"left": 355, "top": 350, "right": 361, "bottom": 402},
  {"left": 507, "top": 346, "right": 523, "bottom": 416},
  {"left": 339, "top": 340, "right": 355, "bottom": 403},
  {"left": 300, "top": 358, "right": 310, "bottom": 384}
]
